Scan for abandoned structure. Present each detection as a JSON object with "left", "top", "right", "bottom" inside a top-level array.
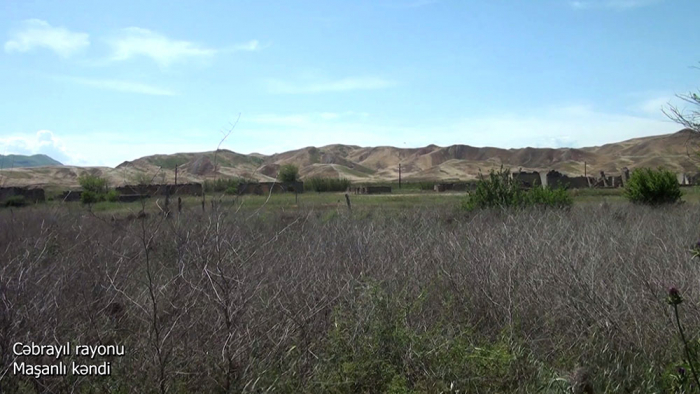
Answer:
[
  {"left": 57, "top": 190, "right": 82, "bottom": 202},
  {"left": 115, "top": 183, "right": 204, "bottom": 197},
  {"left": 433, "top": 183, "right": 474, "bottom": 192},
  {"left": 350, "top": 186, "right": 392, "bottom": 194},
  {"left": 0, "top": 186, "right": 46, "bottom": 203},
  {"left": 236, "top": 181, "right": 303, "bottom": 195}
]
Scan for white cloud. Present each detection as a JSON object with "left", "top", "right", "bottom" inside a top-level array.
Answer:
[
  {"left": 59, "top": 76, "right": 177, "bottom": 96},
  {"left": 623, "top": 92, "right": 689, "bottom": 119},
  {"left": 107, "top": 27, "right": 215, "bottom": 66},
  {"left": 266, "top": 77, "right": 397, "bottom": 94},
  {"left": 106, "top": 27, "right": 259, "bottom": 66},
  {"left": 638, "top": 96, "right": 672, "bottom": 116},
  {"left": 570, "top": 0, "right": 663, "bottom": 10},
  {"left": 0, "top": 130, "right": 84, "bottom": 165},
  {"left": 4, "top": 19, "right": 89, "bottom": 57},
  {"left": 232, "top": 39, "right": 260, "bottom": 51}
]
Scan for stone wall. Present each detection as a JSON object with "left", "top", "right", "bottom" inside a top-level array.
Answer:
[
  {"left": 115, "top": 183, "right": 203, "bottom": 197},
  {"left": 57, "top": 190, "right": 82, "bottom": 202},
  {"left": 433, "top": 183, "right": 473, "bottom": 192},
  {"left": 351, "top": 186, "right": 392, "bottom": 194},
  {"left": 236, "top": 182, "right": 303, "bottom": 195},
  {"left": 545, "top": 170, "right": 593, "bottom": 189},
  {"left": 512, "top": 171, "right": 541, "bottom": 188},
  {"left": 0, "top": 187, "right": 46, "bottom": 203}
]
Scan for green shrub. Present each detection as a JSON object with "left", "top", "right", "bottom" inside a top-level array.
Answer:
[
  {"left": 461, "top": 167, "right": 526, "bottom": 211},
  {"left": 278, "top": 164, "right": 299, "bottom": 183},
  {"left": 4, "top": 195, "right": 27, "bottom": 207},
  {"left": 624, "top": 167, "right": 682, "bottom": 205},
  {"left": 78, "top": 174, "right": 108, "bottom": 194},
  {"left": 308, "top": 177, "right": 351, "bottom": 192},
  {"left": 105, "top": 190, "right": 120, "bottom": 202},
  {"left": 418, "top": 181, "right": 435, "bottom": 191},
  {"left": 80, "top": 190, "right": 101, "bottom": 204},
  {"left": 461, "top": 167, "right": 572, "bottom": 211},
  {"left": 526, "top": 184, "right": 573, "bottom": 208},
  {"left": 203, "top": 178, "right": 241, "bottom": 193},
  {"left": 314, "top": 282, "right": 529, "bottom": 392},
  {"left": 225, "top": 186, "right": 238, "bottom": 195}
]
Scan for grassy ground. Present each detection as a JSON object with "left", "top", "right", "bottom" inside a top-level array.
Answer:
[
  {"left": 42, "top": 190, "right": 469, "bottom": 217},
  {"left": 32, "top": 185, "right": 700, "bottom": 217},
  {"left": 2, "top": 202, "right": 700, "bottom": 392}
]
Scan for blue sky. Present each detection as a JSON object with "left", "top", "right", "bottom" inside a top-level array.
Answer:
[{"left": 1, "top": 0, "right": 699, "bottom": 167}]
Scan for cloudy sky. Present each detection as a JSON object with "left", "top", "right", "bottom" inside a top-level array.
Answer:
[{"left": 1, "top": 0, "right": 699, "bottom": 166}]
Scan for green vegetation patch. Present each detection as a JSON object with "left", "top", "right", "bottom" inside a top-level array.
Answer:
[
  {"left": 3, "top": 195, "right": 27, "bottom": 207},
  {"left": 203, "top": 178, "right": 243, "bottom": 193},
  {"left": 624, "top": 167, "right": 682, "bottom": 205},
  {"left": 461, "top": 167, "right": 572, "bottom": 211},
  {"left": 307, "top": 177, "right": 351, "bottom": 192}
]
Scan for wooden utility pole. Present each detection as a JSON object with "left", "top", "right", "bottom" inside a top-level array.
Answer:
[
  {"left": 175, "top": 165, "right": 178, "bottom": 186},
  {"left": 399, "top": 163, "right": 402, "bottom": 189}
]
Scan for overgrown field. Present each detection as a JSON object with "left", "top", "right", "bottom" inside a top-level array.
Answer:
[{"left": 2, "top": 203, "right": 700, "bottom": 392}]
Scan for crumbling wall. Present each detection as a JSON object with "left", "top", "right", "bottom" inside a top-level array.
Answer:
[
  {"left": 351, "top": 186, "right": 392, "bottom": 194},
  {"left": 236, "top": 182, "right": 303, "bottom": 195},
  {"left": 512, "top": 171, "right": 541, "bottom": 188},
  {"left": 0, "top": 187, "right": 45, "bottom": 203},
  {"left": 115, "top": 183, "right": 203, "bottom": 197}
]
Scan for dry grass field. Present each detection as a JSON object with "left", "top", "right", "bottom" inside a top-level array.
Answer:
[{"left": 2, "top": 196, "right": 700, "bottom": 392}]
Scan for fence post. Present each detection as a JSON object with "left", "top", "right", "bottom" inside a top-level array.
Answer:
[
  {"left": 164, "top": 186, "right": 171, "bottom": 217},
  {"left": 345, "top": 193, "right": 352, "bottom": 211}
]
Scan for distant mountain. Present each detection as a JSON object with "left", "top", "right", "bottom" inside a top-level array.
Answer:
[
  {"left": 0, "top": 154, "right": 62, "bottom": 168},
  {"left": 2, "top": 129, "right": 700, "bottom": 189}
]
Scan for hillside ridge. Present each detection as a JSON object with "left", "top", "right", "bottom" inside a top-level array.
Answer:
[{"left": 2, "top": 129, "right": 699, "bottom": 188}]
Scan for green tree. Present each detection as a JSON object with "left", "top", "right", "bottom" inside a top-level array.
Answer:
[{"left": 278, "top": 164, "right": 300, "bottom": 183}]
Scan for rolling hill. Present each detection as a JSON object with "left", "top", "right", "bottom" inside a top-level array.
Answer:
[
  {"left": 0, "top": 154, "right": 62, "bottom": 168},
  {"left": 2, "top": 129, "right": 700, "bottom": 189}
]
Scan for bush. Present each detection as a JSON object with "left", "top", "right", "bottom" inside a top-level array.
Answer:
[
  {"left": 308, "top": 177, "right": 351, "bottom": 192},
  {"left": 462, "top": 167, "right": 572, "bottom": 211},
  {"left": 225, "top": 186, "right": 238, "bottom": 195},
  {"left": 418, "top": 181, "right": 435, "bottom": 191},
  {"left": 526, "top": 184, "right": 573, "bottom": 208},
  {"left": 4, "top": 195, "right": 27, "bottom": 207},
  {"left": 105, "top": 190, "right": 120, "bottom": 202},
  {"left": 203, "top": 178, "right": 241, "bottom": 193},
  {"left": 624, "top": 167, "right": 682, "bottom": 205},
  {"left": 278, "top": 164, "right": 299, "bottom": 183},
  {"left": 78, "top": 174, "right": 108, "bottom": 194},
  {"left": 461, "top": 167, "right": 526, "bottom": 211},
  {"left": 80, "top": 190, "right": 101, "bottom": 204}
]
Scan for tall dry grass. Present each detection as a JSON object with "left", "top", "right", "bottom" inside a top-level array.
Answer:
[{"left": 0, "top": 203, "right": 699, "bottom": 392}]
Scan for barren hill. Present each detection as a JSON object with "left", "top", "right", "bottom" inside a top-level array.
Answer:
[{"left": 3, "top": 129, "right": 699, "bottom": 189}]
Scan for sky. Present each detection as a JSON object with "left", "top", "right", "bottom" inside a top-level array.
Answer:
[{"left": 1, "top": 0, "right": 699, "bottom": 167}]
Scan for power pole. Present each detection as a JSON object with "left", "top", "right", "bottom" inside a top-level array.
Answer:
[
  {"left": 175, "top": 164, "right": 178, "bottom": 186},
  {"left": 399, "top": 163, "right": 402, "bottom": 189}
]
